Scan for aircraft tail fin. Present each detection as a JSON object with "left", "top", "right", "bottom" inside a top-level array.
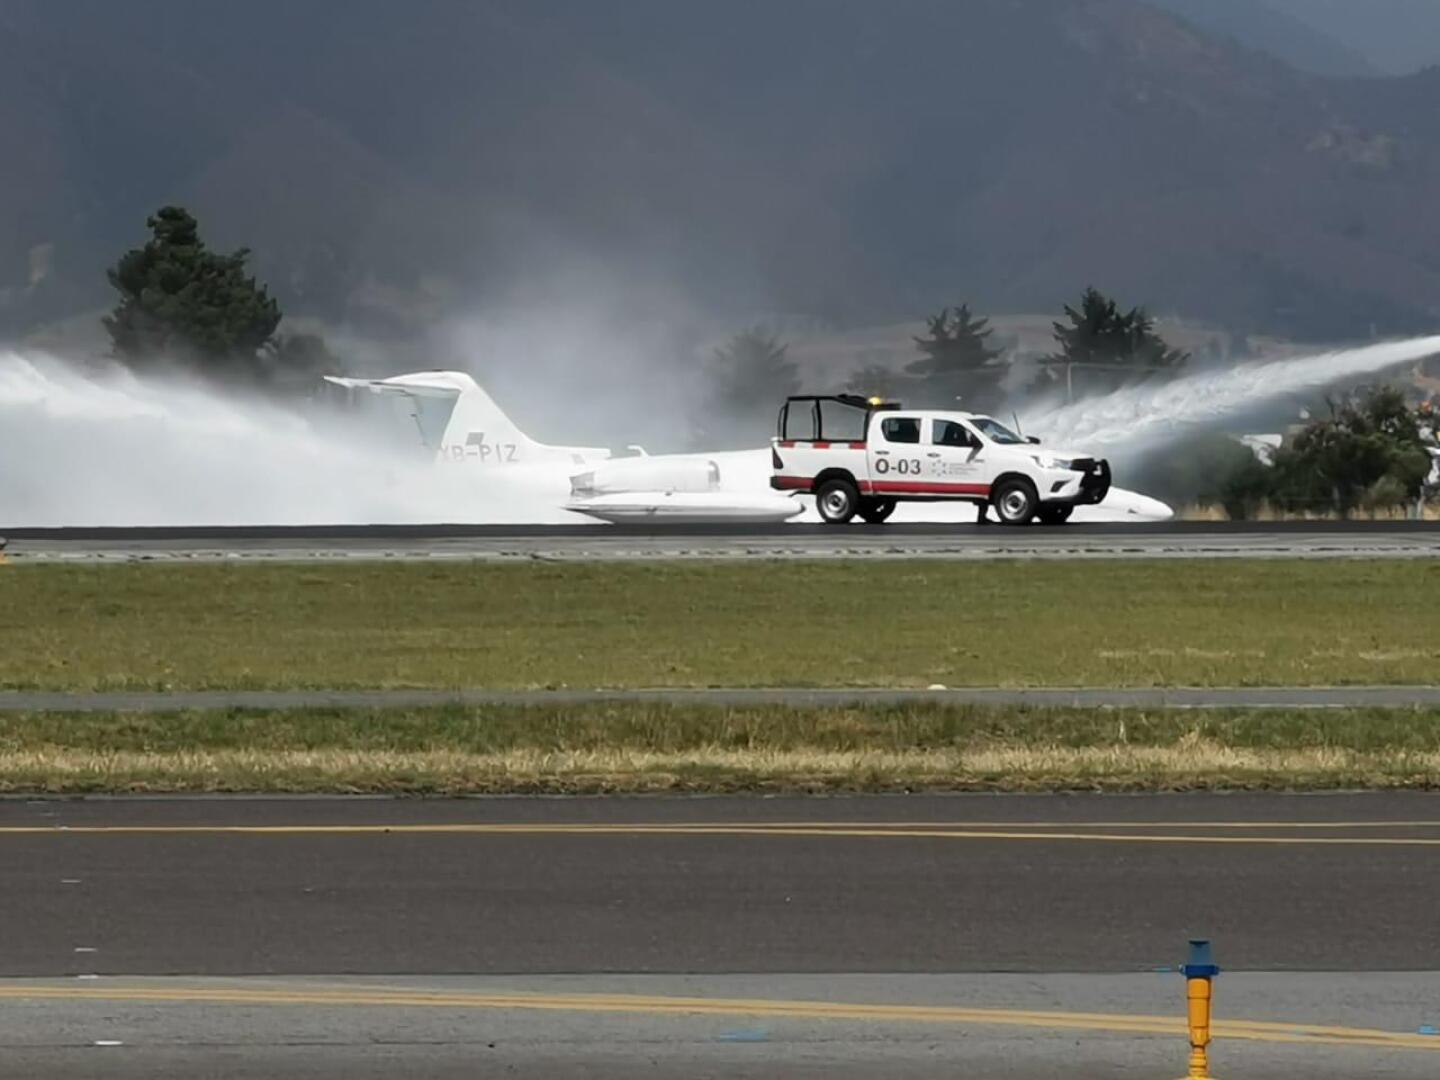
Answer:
[{"left": 324, "top": 371, "right": 607, "bottom": 466}]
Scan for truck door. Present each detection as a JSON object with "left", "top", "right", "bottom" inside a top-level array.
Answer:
[
  {"left": 926, "top": 418, "right": 992, "bottom": 499},
  {"left": 868, "top": 414, "right": 924, "bottom": 494}
]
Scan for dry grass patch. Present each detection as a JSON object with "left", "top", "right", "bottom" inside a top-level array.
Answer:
[
  {"left": 2, "top": 744, "right": 1436, "bottom": 794},
  {"left": 5, "top": 703, "right": 1440, "bottom": 792}
]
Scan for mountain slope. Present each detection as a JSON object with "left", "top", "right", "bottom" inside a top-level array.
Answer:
[
  {"left": 1265, "top": 0, "right": 1440, "bottom": 75},
  {"left": 2, "top": 0, "right": 1439, "bottom": 343},
  {"left": 1148, "top": 0, "right": 1376, "bottom": 77}
]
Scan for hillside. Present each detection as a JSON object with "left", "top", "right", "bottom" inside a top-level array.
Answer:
[
  {"left": 1148, "top": 0, "right": 1376, "bottom": 77},
  {"left": 2, "top": 0, "right": 1440, "bottom": 345},
  {"left": 1265, "top": 0, "right": 1440, "bottom": 75}
]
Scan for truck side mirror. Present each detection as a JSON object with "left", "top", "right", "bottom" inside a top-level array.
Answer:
[{"left": 1026, "top": 436, "right": 1041, "bottom": 444}]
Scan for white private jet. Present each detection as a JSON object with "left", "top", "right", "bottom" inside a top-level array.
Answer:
[{"left": 323, "top": 371, "right": 1173, "bottom": 523}]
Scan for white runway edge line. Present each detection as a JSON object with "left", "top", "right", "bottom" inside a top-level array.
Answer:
[{"left": 1, "top": 686, "right": 1439, "bottom": 712}]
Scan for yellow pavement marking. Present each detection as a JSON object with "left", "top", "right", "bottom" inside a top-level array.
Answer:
[
  {"left": 3, "top": 822, "right": 1440, "bottom": 846},
  {"left": 692, "top": 820, "right": 1440, "bottom": 830},
  {"left": 1, "top": 984, "right": 1436, "bottom": 1053}
]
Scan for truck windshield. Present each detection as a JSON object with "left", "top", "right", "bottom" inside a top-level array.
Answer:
[{"left": 970, "top": 416, "right": 1026, "bottom": 444}]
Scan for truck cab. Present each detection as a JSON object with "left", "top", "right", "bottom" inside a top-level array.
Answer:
[{"left": 770, "top": 394, "right": 1110, "bottom": 525}]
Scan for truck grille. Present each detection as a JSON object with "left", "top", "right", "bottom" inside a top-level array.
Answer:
[{"left": 1077, "top": 459, "right": 1111, "bottom": 503}]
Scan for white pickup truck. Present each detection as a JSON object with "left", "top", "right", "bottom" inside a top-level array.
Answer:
[{"left": 770, "top": 394, "right": 1111, "bottom": 525}]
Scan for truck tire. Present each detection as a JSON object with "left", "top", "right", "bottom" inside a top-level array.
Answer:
[
  {"left": 1037, "top": 504, "right": 1073, "bottom": 525},
  {"left": 992, "top": 478, "right": 1038, "bottom": 525},
  {"left": 816, "top": 478, "right": 860, "bottom": 524},
  {"left": 857, "top": 498, "right": 896, "bottom": 524}
]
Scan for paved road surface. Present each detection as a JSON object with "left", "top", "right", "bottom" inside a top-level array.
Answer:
[
  {"left": 5, "top": 793, "right": 1439, "bottom": 1077},
  {"left": 3, "top": 520, "right": 1437, "bottom": 561},
  {"left": 4, "top": 685, "right": 1439, "bottom": 712},
  {"left": 6, "top": 973, "right": 1439, "bottom": 1079}
]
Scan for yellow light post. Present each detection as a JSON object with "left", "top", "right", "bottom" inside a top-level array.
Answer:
[{"left": 1179, "top": 939, "right": 1220, "bottom": 1079}]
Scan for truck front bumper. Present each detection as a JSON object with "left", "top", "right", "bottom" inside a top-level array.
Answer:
[{"left": 1042, "top": 459, "right": 1111, "bottom": 505}]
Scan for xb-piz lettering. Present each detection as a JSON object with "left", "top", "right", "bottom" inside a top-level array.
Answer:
[{"left": 447, "top": 432, "right": 519, "bottom": 463}]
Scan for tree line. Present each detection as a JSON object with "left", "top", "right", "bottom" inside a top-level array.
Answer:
[
  {"left": 1212, "top": 388, "right": 1435, "bottom": 519},
  {"left": 99, "top": 206, "right": 1438, "bottom": 518},
  {"left": 100, "top": 207, "right": 1192, "bottom": 416}
]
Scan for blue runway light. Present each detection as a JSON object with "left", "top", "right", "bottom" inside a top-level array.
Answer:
[{"left": 1180, "top": 939, "right": 1220, "bottom": 980}]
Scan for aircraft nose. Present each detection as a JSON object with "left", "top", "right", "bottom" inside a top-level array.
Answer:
[{"left": 1135, "top": 496, "right": 1175, "bottom": 521}]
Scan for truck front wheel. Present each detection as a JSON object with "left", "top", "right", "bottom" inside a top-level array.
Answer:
[
  {"left": 816, "top": 478, "right": 860, "bottom": 524},
  {"left": 1037, "top": 504, "right": 1073, "bottom": 525},
  {"left": 857, "top": 498, "right": 895, "bottom": 524},
  {"left": 992, "top": 479, "right": 1038, "bottom": 525}
]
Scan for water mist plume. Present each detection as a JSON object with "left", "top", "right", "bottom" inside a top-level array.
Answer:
[
  {"left": 1029, "top": 335, "right": 1440, "bottom": 452},
  {"left": 0, "top": 353, "right": 572, "bottom": 526},
  {"left": 3, "top": 334, "right": 1438, "bottom": 526}
]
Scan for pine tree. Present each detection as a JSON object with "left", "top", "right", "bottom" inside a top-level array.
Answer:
[
  {"left": 104, "top": 206, "right": 283, "bottom": 382},
  {"left": 704, "top": 328, "right": 800, "bottom": 445},
  {"left": 906, "top": 304, "right": 1004, "bottom": 409},
  {"left": 710, "top": 328, "right": 799, "bottom": 410},
  {"left": 1043, "top": 287, "right": 1187, "bottom": 399}
]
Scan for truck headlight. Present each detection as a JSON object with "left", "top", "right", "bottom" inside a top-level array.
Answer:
[{"left": 1031, "top": 454, "right": 1076, "bottom": 470}]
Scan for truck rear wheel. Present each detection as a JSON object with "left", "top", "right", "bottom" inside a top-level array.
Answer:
[
  {"left": 992, "top": 478, "right": 1038, "bottom": 525},
  {"left": 1037, "top": 504, "right": 1073, "bottom": 525},
  {"left": 816, "top": 478, "right": 860, "bottom": 524},
  {"left": 857, "top": 498, "right": 895, "bottom": 524}
]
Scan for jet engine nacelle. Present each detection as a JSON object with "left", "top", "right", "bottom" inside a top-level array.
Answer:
[{"left": 570, "top": 457, "right": 720, "bottom": 497}]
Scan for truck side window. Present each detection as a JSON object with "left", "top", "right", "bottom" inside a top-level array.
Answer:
[
  {"left": 782, "top": 401, "right": 817, "bottom": 441},
  {"left": 880, "top": 417, "right": 920, "bottom": 444},
  {"left": 817, "top": 399, "right": 868, "bottom": 442},
  {"left": 933, "top": 420, "right": 975, "bottom": 448}
]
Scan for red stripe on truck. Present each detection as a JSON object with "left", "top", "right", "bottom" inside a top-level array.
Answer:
[
  {"left": 871, "top": 481, "right": 991, "bottom": 496},
  {"left": 772, "top": 476, "right": 811, "bottom": 490}
]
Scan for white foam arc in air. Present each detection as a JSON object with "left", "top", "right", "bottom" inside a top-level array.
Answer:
[
  {"left": 1029, "top": 335, "right": 1440, "bottom": 452},
  {"left": 0, "top": 352, "right": 571, "bottom": 526}
]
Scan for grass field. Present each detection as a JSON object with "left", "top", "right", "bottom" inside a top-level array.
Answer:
[
  {"left": 2, "top": 559, "right": 1437, "bottom": 690},
  {"left": 4, "top": 703, "right": 1439, "bottom": 793}
]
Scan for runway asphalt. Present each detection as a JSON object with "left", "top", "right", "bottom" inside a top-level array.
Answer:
[
  {"left": 4, "top": 792, "right": 1439, "bottom": 975},
  {"left": 2, "top": 520, "right": 1437, "bottom": 561},
  {"left": 3, "top": 685, "right": 1440, "bottom": 711},
  {"left": 4, "top": 792, "right": 1439, "bottom": 1077}
]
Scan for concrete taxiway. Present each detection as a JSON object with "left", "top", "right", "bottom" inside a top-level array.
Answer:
[
  {"left": 1, "top": 520, "right": 1437, "bottom": 562},
  {"left": 5, "top": 972, "right": 1439, "bottom": 1079},
  {"left": 3, "top": 794, "right": 1440, "bottom": 1076}
]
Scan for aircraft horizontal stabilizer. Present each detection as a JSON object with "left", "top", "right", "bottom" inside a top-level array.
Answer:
[{"left": 322, "top": 376, "right": 460, "bottom": 400}]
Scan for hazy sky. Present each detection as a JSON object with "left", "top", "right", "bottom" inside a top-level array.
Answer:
[{"left": 1267, "top": 0, "right": 1440, "bottom": 74}]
